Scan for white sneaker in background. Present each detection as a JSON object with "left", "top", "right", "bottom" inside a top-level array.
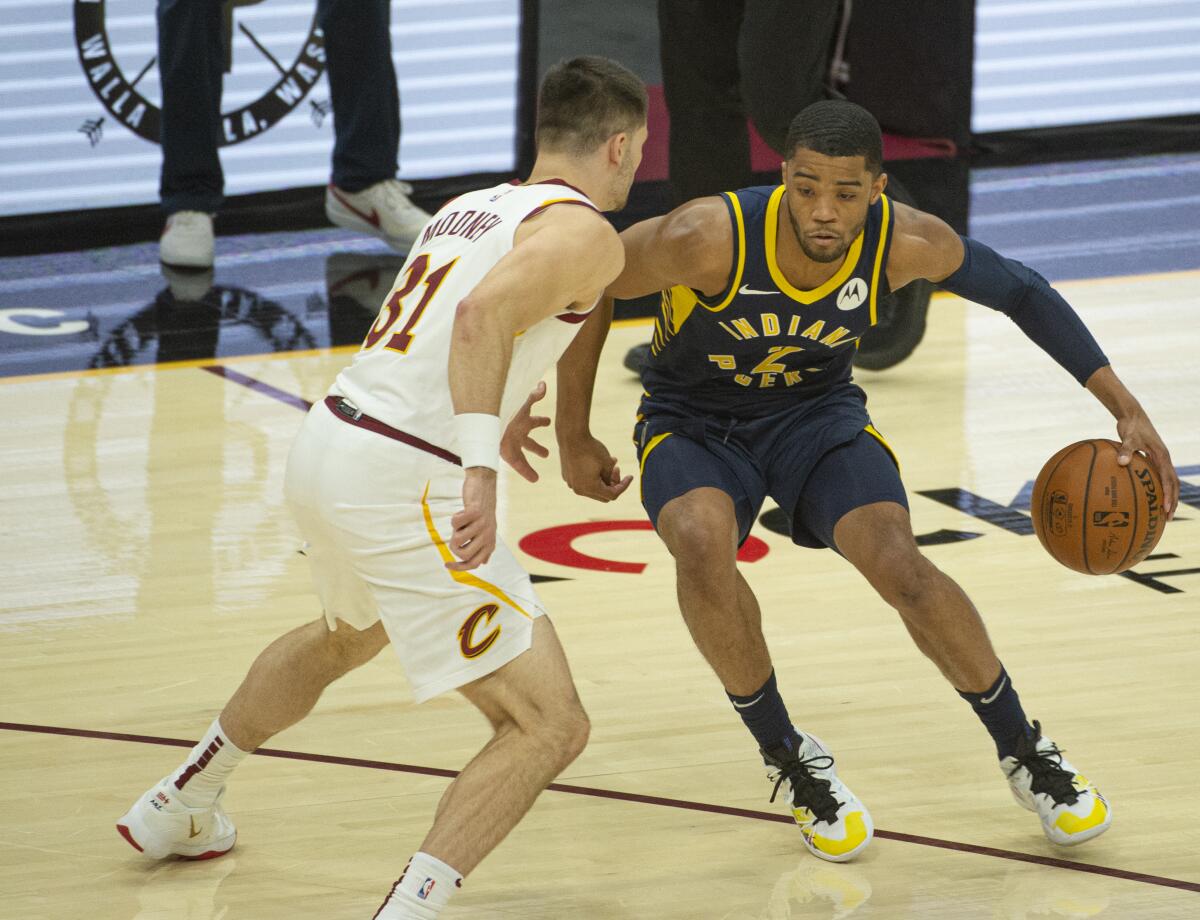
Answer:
[
  {"left": 325, "top": 179, "right": 432, "bottom": 252},
  {"left": 160, "top": 211, "right": 215, "bottom": 269}
]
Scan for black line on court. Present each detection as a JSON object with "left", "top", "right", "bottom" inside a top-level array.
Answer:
[{"left": 3, "top": 720, "right": 1198, "bottom": 895}]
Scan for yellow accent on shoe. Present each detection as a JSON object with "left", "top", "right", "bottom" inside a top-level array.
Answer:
[
  {"left": 1055, "top": 796, "right": 1109, "bottom": 836},
  {"left": 798, "top": 811, "right": 870, "bottom": 858}
]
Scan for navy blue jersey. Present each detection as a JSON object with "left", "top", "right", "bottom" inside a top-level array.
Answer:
[{"left": 641, "top": 185, "right": 895, "bottom": 419}]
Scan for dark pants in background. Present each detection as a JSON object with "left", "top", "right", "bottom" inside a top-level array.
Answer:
[
  {"left": 157, "top": 0, "right": 400, "bottom": 214},
  {"left": 658, "top": 0, "right": 841, "bottom": 204}
]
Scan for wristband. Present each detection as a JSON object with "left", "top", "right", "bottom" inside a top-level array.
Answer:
[{"left": 453, "top": 413, "right": 501, "bottom": 471}]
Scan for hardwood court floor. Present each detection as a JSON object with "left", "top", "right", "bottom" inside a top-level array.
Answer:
[{"left": 2, "top": 272, "right": 1199, "bottom": 918}]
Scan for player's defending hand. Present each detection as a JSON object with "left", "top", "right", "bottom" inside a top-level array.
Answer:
[
  {"left": 1115, "top": 411, "right": 1179, "bottom": 520},
  {"left": 448, "top": 469, "right": 498, "bottom": 571},
  {"left": 560, "top": 434, "right": 633, "bottom": 503},
  {"left": 501, "top": 382, "right": 551, "bottom": 483}
]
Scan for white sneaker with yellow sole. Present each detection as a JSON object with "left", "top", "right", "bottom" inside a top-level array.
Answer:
[
  {"left": 763, "top": 732, "right": 873, "bottom": 863},
  {"left": 1001, "top": 721, "right": 1111, "bottom": 846}
]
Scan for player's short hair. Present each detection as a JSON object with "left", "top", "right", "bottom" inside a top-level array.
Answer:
[
  {"left": 536, "top": 56, "right": 647, "bottom": 156},
  {"left": 784, "top": 100, "right": 884, "bottom": 175}
]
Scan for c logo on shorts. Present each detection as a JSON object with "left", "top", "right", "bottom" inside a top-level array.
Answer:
[{"left": 458, "top": 604, "right": 502, "bottom": 659}]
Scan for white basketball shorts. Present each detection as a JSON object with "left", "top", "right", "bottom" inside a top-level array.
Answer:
[{"left": 283, "top": 400, "right": 545, "bottom": 703}]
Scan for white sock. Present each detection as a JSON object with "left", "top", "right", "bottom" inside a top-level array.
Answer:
[
  {"left": 169, "top": 719, "right": 249, "bottom": 807},
  {"left": 376, "top": 853, "right": 463, "bottom": 919}
]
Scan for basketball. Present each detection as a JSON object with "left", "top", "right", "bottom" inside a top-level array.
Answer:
[{"left": 1030, "top": 439, "right": 1165, "bottom": 574}]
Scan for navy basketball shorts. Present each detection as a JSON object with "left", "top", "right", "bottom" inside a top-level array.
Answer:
[{"left": 636, "top": 406, "right": 907, "bottom": 552}]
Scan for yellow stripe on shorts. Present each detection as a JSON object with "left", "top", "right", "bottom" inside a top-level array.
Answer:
[{"left": 421, "top": 482, "right": 531, "bottom": 618}]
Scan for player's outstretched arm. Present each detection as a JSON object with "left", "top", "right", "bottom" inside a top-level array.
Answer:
[
  {"left": 886, "top": 202, "right": 1179, "bottom": 519},
  {"left": 556, "top": 198, "right": 732, "bottom": 502},
  {"left": 445, "top": 205, "right": 624, "bottom": 571},
  {"left": 555, "top": 295, "right": 632, "bottom": 502}
]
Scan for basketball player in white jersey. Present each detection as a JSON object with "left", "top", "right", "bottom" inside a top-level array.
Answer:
[{"left": 116, "top": 57, "right": 647, "bottom": 919}]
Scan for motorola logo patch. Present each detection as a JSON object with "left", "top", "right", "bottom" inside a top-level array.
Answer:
[{"left": 836, "top": 277, "right": 868, "bottom": 311}]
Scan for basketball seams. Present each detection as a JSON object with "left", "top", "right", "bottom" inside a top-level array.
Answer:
[
  {"left": 1114, "top": 452, "right": 1141, "bottom": 573},
  {"left": 1035, "top": 438, "right": 1159, "bottom": 575},
  {"left": 1080, "top": 441, "right": 1097, "bottom": 575}
]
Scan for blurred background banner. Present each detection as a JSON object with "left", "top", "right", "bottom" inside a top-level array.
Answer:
[
  {"left": 973, "top": 0, "right": 1200, "bottom": 132},
  {"left": 0, "top": 0, "right": 531, "bottom": 219},
  {"left": 2, "top": 0, "right": 1198, "bottom": 237}
]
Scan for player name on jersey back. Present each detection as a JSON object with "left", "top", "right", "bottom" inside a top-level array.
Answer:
[{"left": 329, "top": 180, "right": 599, "bottom": 461}]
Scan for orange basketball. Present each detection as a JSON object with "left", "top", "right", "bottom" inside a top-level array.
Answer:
[{"left": 1030, "top": 439, "right": 1166, "bottom": 575}]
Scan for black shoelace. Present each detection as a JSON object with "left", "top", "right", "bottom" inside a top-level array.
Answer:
[
  {"left": 767, "top": 751, "right": 842, "bottom": 824},
  {"left": 1008, "top": 720, "right": 1081, "bottom": 807}
]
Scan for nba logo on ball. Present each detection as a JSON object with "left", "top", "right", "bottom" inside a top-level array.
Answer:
[
  {"left": 418, "top": 878, "right": 436, "bottom": 900},
  {"left": 1032, "top": 439, "right": 1166, "bottom": 574}
]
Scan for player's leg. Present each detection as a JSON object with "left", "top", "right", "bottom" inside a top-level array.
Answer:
[
  {"left": 643, "top": 429, "right": 871, "bottom": 861},
  {"left": 809, "top": 433, "right": 1111, "bottom": 845},
  {"left": 373, "top": 616, "right": 589, "bottom": 919},
  {"left": 118, "top": 404, "right": 393, "bottom": 859},
  {"left": 659, "top": 487, "right": 771, "bottom": 695},
  {"left": 115, "top": 617, "right": 389, "bottom": 860},
  {"left": 220, "top": 617, "right": 388, "bottom": 751}
]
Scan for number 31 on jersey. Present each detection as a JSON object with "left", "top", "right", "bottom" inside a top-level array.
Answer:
[{"left": 362, "top": 255, "right": 458, "bottom": 354}]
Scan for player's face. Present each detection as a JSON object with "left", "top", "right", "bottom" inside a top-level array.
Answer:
[
  {"left": 608, "top": 122, "right": 648, "bottom": 211},
  {"left": 782, "top": 150, "right": 885, "bottom": 263}
]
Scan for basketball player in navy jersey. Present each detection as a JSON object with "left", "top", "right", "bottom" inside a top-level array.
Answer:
[{"left": 557, "top": 100, "right": 1180, "bottom": 862}]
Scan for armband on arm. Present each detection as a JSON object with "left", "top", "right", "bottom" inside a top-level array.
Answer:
[{"left": 939, "top": 236, "right": 1108, "bottom": 385}]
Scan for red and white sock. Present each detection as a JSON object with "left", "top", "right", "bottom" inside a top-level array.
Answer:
[
  {"left": 374, "top": 853, "right": 463, "bottom": 919},
  {"left": 169, "top": 719, "right": 249, "bottom": 807}
]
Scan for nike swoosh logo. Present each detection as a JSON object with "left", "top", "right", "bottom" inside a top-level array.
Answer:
[
  {"left": 188, "top": 816, "right": 201, "bottom": 839},
  {"left": 980, "top": 676, "right": 1008, "bottom": 705},
  {"left": 731, "top": 691, "right": 766, "bottom": 709},
  {"left": 738, "top": 284, "right": 778, "bottom": 296},
  {"left": 329, "top": 185, "right": 381, "bottom": 229}
]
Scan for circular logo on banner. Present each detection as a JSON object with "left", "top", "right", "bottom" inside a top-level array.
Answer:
[{"left": 73, "top": 0, "right": 326, "bottom": 146}]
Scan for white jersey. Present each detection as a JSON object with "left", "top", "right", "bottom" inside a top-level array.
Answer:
[{"left": 329, "top": 180, "right": 599, "bottom": 457}]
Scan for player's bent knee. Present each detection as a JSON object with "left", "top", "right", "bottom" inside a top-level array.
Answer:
[
  {"left": 658, "top": 495, "right": 738, "bottom": 569},
  {"left": 325, "top": 618, "right": 389, "bottom": 672},
  {"left": 529, "top": 702, "right": 590, "bottom": 768},
  {"left": 873, "top": 552, "right": 937, "bottom": 611}
]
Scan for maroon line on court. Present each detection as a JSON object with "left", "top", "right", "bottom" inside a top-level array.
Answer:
[
  {"left": 200, "top": 364, "right": 312, "bottom": 412},
  {"left": 3, "top": 721, "right": 1198, "bottom": 895}
]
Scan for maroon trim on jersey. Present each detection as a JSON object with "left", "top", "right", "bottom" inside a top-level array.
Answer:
[
  {"left": 325, "top": 397, "right": 462, "bottom": 466},
  {"left": 508, "top": 177, "right": 591, "bottom": 198},
  {"left": 555, "top": 309, "right": 593, "bottom": 324}
]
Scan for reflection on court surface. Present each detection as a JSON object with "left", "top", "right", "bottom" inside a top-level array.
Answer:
[{"left": 1, "top": 262, "right": 1198, "bottom": 917}]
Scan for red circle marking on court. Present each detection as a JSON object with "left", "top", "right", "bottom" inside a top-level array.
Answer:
[{"left": 519, "top": 520, "right": 770, "bottom": 574}]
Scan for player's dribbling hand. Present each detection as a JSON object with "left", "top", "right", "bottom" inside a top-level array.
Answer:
[
  {"left": 501, "top": 382, "right": 551, "bottom": 483},
  {"left": 448, "top": 469, "right": 498, "bottom": 570},
  {"left": 559, "top": 433, "right": 633, "bottom": 502},
  {"left": 1116, "top": 411, "right": 1179, "bottom": 519}
]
